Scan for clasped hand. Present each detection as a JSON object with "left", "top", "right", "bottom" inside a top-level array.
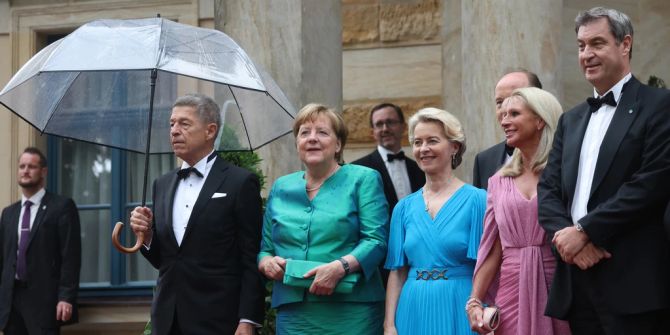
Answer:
[
  {"left": 552, "top": 226, "right": 611, "bottom": 269},
  {"left": 303, "top": 261, "right": 346, "bottom": 296}
]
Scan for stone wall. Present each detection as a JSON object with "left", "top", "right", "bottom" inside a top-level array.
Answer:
[{"left": 341, "top": 0, "right": 443, "bottom": 162}]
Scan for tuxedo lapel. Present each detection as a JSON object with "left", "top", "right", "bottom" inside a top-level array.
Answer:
[
  {"left": 371, "top": 151, "right": 398, "bottom": 203},
  {"left": 564, "top": 105, "right": 593, "bottom": 199},
  {"left": 590, "top": 78, "right": 641, "bottom": 198},
  {"left": 371, "top": 151, "right": 391, "bottom": 182},
  {"left": 181, "top": 158, "right": 229, "bottom": 244},
  {"left": 497, "top": 143, "right": 508, "bottom": 167},
  {"left": 164, "top": 173, "right": 180, "bottom": 247}
]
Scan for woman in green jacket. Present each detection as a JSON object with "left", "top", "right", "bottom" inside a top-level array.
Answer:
[{"left": 258, "top": 103, "right": 389, "bottom": 334}]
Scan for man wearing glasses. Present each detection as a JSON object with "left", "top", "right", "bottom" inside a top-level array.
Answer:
[{"left": 352, "top": 103, "right": 425, "bottom": 215}]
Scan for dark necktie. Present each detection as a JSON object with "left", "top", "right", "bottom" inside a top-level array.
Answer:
[
  {"left": 387, "top": 151, "right": 406, "bottom": 162},
  {"left": 586, "top": 91, "right": 617, "bottom": 113},
  {"left": 16, "top": 200, "right": 32, "bottom": 280}
]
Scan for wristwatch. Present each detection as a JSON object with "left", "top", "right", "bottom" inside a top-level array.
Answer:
[
  {"left": 338, "top": 257, "right": 350, "bottom": 275},
  {"left": 574, "top": 222, "right": 585, "bottom": 233}
]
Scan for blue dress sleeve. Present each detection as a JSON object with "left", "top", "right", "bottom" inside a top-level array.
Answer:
[
  {"left": 467, "top": 187, "right": 487, "bottom": 260},
  {"left": 384, "top": 197, "right": 408, "bottom": 269}
]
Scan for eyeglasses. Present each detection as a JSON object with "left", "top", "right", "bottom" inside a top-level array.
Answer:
[{"left": 373, "top": 120, "right": 401, "bottom": 130}]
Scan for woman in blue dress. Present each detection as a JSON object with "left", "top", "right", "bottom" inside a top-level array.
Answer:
[{"left": 384, "top": 107, "right": 486, "bottom": 335}]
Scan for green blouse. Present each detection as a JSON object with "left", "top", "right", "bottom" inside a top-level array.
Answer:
[{"left": 259, "top": 164, "right": 389, "bottom": 308}]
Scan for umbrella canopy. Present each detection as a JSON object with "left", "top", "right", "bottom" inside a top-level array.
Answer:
[
  {"left": 0, "top": 18, "right": 297, "bottom": 253},
  {"left": 0, "top": 17, "right": 296, "bottom": 153}
]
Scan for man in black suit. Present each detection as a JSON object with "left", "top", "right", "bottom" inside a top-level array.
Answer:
[
  {"left": 130, "top": 94, "right": 264, "bottom": 335},
  {"left": 352, "top": 103, "right": 425, "bottom": 213},
  {"left": 538, "top": 7, "right": 670, "bottom": 334},
  {"left": 472, "top": 69, "right": 542, "bottom": 189},
  {"left": 0, "top": 147, "right": 81, "bottom": 335}
]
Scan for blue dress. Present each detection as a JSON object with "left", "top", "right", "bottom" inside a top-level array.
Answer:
[{"left": 385, "top": 184, "right": 486, "bottom": 335}]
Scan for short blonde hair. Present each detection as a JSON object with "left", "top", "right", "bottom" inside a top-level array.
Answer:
[
  {"left": 408, "top": 107, "right": 466, "bottom": 169},
  {"left": 292, "top": 103, "right": 348, "bottom": 163},
  {"left": 499, "top": 87, "right": 563, "bottom": 177}
]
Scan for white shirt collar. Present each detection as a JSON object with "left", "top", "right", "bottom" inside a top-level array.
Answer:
[
  {"left": 180, "top": 150, "right": 216, "bottom": 173},
  {"left": 22, "top": 188, "right": 46, "bottom": 207},
  {"left": 593, "top": 72, "right": 632, "bottom": 103}
]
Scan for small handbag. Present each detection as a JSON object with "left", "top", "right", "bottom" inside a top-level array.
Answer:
[
  {"left": 482, "top": 306, "right": 500, "bottom": 333},
  {"left": 282, "top": 259, "right": 361, "bottom": 294}
]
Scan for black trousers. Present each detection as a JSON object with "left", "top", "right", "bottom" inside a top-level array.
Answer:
[
  {"left": 4, "top": 282, "right": 59, "bottom": 335},
  {"left": 568, "top": 273, "right": 666, "bottom": 335}
]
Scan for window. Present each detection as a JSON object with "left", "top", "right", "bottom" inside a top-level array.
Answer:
[
  {"left": 41, "top": 32, "right": 176, "bottom": 295},
  {"left": 48, "top": 139, "right": 174, "bottom": 294}
]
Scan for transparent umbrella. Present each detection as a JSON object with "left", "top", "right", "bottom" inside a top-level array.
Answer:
[{"left": 0, "top": 17, "right": 296, "bottom": 253}]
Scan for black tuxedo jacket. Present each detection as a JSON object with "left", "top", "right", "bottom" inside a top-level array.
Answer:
[
  {"left": 472, "top": 141, "right": 507, "bottom": 190},
  {"left": 141, "top": 157, "right": 265, "bottom": 334},
  {"left": 538, "top": 77, "right": 670, "bottom": 318},
  {"left": 352, "top": 150, "right": 425, "bottom": 213},
  {"left": 0, "top": 192, "right": 81, "bottom": 329}
]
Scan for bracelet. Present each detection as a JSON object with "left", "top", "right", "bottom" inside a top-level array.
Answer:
[
  {"left": 465, "top": 297, "right": 483, "bottom": 313},
  {"left": 337, "top": 257, "right": 350, "bottom": 275}
]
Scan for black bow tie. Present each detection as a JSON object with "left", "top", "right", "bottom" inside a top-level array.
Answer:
[
  {"left": 587, "top": 91, "right": 617, "bottom": 113},
  {"left": 387, "top": 151, "right": 406, "bottom": 162},
  {"left": 176, "top": 152, "right": 218, "bottom": 180},
  {"left": 504, "top": 144, "right": 515, "bottom": 156},
  {"left": 177, "top": 166, "right": 203, "bottom": 180}
]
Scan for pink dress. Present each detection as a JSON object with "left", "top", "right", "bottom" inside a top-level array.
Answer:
[{"left": 474, "top": 174, "right": 570, "bottom": 335}]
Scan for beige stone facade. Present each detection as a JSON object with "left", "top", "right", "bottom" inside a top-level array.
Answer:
[{"left": 0, "top": 0, "right": 669, "bottom": 333}]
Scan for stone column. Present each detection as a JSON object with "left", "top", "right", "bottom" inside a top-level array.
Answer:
[
  {"left": 215, "top": 0, "right": 342, "bottom": 191},
  {"left": 445, "top": 0, "right": 563, "bottom": 182}
]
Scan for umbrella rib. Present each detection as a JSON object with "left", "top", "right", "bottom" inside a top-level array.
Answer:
[
  {"left": 40, "top": 71, "right": 83, "bottom": 136},
  {"left": 155, "top": 18, "right": 167, "bottom": 69},
  {"left": 227, "top": 86, "right": 253, "bottom": 151},
  {"left": 251, "top": 130, "right": 293, "bottom": 151},
  {"left": 265, "top": 91, "right": 297, "bottom": 118}
]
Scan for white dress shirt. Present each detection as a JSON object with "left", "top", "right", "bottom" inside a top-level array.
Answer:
[
  {"left": 571, "top": 73, "right": 632, "bottom": 223},
  {"left": 172, "top": 152, "right": 216, "bottom": 246},
  {"left": 377, "top": 145, "right": 412, "bottom": 200},
  {"left": 17, "top": 188, "right": 46, "bottom": 241}
]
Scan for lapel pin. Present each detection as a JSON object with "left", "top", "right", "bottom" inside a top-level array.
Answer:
[
  {"left": 42, "top": 205, "right": 46, "bottom": 210},
  {"left": 628, "top": 109, "right": 633, "bottom": 114}
]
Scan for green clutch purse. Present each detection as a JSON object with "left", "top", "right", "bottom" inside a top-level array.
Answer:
[{"left": 282, "top": 259, "right": 361, "bottom": 294}]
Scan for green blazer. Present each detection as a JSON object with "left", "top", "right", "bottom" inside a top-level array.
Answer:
[{"left": 259, "top": 164, "right": 389, "bottom": 308}]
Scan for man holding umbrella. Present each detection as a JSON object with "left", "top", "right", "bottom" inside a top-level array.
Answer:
[{"left": 130, "top": 94, "right": 265, "bottom": 335}]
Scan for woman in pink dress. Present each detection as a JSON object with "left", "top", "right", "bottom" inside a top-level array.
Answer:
[{"left": 467, "top": 87, "right": 570, "bottom": 335}]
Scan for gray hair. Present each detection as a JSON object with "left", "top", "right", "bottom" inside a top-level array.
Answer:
[
  {"left": 173, "top": 93, "right": 222, "bottom": 138},
  {"left": 575, "top": 7, "right": 634, "bottom": 59}
]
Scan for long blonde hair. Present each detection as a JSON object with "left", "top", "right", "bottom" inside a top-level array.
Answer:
[{"left": 499, "top": 87, "right": 562, "bottom": 177}]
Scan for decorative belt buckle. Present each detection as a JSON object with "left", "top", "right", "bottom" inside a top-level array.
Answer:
[{"left": 415, "top": 269, "right": 448, "bottom": 280}]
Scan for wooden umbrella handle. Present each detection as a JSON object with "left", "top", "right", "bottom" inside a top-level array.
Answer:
[{"left": 112, "top": 222, "right": 144, "bottom": 254}]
